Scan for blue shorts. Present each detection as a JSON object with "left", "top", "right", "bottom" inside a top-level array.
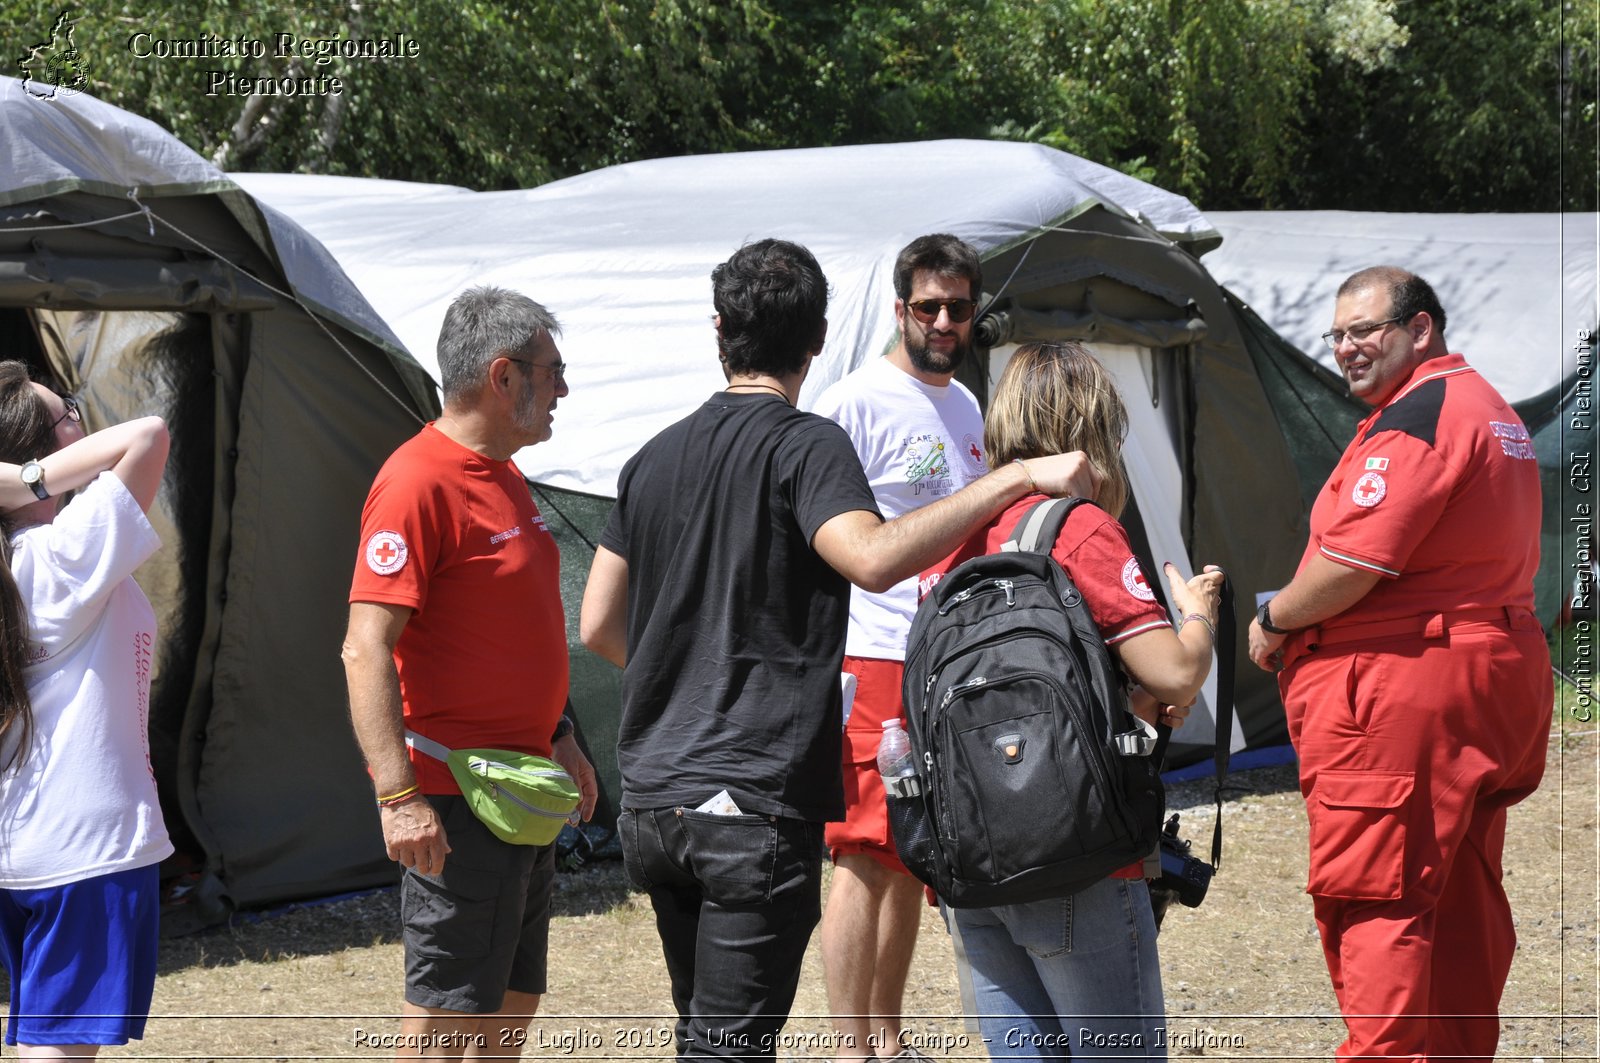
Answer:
[{"left": 0, "top": 864, "right": 161, "bottom": 1046}]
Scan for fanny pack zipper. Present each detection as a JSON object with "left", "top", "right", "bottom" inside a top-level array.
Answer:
[{"left": 469, "top": 757, "right": 573, "bottom": 820}]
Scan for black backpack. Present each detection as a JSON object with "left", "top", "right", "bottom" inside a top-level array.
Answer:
[{"left": 887, "top": 496, "right": 1165, "bottom": 908}]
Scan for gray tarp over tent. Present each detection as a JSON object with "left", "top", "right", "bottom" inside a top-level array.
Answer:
[
  {"left": 235, "top": 141, "right": 1312, "bottom": 804},
  {"left": 0, "top": 77, "right": 439, "bottom": 920},
  {"left": 1201, "top": 211, "right": 1599, "bottom": 626}
]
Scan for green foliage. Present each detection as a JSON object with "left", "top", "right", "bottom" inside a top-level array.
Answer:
[
  {"left": 14, "top": 0, "right": 788, "bottom": 188},
  {"left": 1014, "top": 0, "right": 1320, "bottom": 206},
  {"left": 749, "top": 0, "right": 1323, "bottom": 206},
  {"left": 4, "top": 0, "right": 1589, "bottom": 209},
  {"left": 1299, "top": 0, "right": 1593, "bottom": 210}
]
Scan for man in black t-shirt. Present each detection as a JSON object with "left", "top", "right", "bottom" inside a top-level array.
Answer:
[{"left": 580, "top": 238, "right": 1094, "bottom": 1061}]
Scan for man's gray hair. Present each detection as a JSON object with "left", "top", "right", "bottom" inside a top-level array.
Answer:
[{"left": 436, "top": 285, "right": 561, "bottom": 404}]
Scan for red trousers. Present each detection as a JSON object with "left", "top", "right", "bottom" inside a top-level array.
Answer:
[{"left": 1280, "top": 614, "right": 1551, "bottom": 1061}]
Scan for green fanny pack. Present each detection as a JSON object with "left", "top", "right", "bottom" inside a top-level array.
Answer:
[{"left": 406, "top": 730, "right": 580, "bottom": 847}]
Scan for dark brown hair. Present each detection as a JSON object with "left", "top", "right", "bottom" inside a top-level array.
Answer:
[
  {"left": 1337, "top": 265, "right": 1448, "bottom": 336},
  {"left": 893, "top": 233, "right": 983, "bottom": 302},
  {"left": 712, "top": 239, "right": 829, "bottom": 377}
]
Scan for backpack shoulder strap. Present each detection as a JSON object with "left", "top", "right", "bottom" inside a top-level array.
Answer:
[{"left": 1001, "top": 496, "right": 1089, "bottom": 555}]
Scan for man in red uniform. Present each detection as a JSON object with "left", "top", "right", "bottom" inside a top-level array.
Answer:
[
  {"left": 1248, "top": 267, "right": 1551, "bottom": 1062},
  {"left": 343, "top": 286, "right": 597, "bottom": 1061}
]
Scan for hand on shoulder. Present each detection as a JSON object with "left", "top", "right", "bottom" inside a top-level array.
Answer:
[{"left": 1016, "top": 451, "right": 1102, "bottom": 500}]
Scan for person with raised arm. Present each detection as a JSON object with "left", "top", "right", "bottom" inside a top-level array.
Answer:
[{"left": 0, "top": 361, "right": 172, "bottom": 1060}]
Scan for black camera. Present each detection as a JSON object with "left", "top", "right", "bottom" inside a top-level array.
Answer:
[{"left": 1148, "top": 813, "right": 1213, "bottom": 929}]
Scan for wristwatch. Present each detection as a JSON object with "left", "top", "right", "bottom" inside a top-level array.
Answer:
[
  {"left": 551, "top": 713, "right": 575, "bottom": 742},
  {"left": 1257, "top": 600, "right": 1289, "bottom": 635},
  {"left": 19, "top": 460, "right": 47, "bottom": 501}
]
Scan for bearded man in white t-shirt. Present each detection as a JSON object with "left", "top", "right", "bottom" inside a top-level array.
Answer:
[{"left": 814, "top": 234, "right": 990, "bottom": 1062}]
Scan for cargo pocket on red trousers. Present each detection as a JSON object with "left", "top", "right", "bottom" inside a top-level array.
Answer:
[{"left": 1305, "top": 770, "right": 1413, "bottom": 900}]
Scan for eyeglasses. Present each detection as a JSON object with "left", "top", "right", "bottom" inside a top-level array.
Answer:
[
  {"left": 906, "top": 298, "right": 978, "bottom": 324},
  {"left": 1321, "top": 315, "right": 1411, "bottom": 350},
  {"left": 504, "top": 356, "right": 567, "bottom": 383},
  {"left": 51, "top": 394, "right": 81, "bottom": 428}
]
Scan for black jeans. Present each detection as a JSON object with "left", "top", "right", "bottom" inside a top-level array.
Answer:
[{"left": 620, "top": 806, "right": 822, "bottom": 1061}]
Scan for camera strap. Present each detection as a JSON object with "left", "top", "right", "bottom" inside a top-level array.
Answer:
[
  {"left": 1208, "top": 579, "right": 1235, "bottom": 869},
  {"left": 1150, "top": 574, "right": 1235, "bottom": 872}
]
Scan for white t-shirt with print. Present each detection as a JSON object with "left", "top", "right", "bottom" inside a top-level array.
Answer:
[
  {"left": 814, "top": 356, "right": 988, "bottom": 659},
  {"left": 0, "top": 473, "right": 171, "bottom": 888}
]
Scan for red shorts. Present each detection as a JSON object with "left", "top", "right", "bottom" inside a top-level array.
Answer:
[{"left": 825, "top": 656, "right": 913, "bottom": 874}]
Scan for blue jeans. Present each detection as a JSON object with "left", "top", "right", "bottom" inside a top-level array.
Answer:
[
  {"left": 951, "top": 876, "right": 1166, "bottom": 1061},
  {"left": 620, "top": 806, "right": 822, "bottom": 1061}
]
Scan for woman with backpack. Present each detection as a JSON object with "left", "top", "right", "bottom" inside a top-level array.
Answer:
[
  {"left": 921, "top": 341, "right": 1223, "bottom": 1060},
  {"left": 0, "top": 361, "right": 172, "bottom": 1058}
]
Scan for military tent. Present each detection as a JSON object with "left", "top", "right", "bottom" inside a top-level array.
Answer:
[{"left": 0, "top": 76, "right": 439, "bottom": 924}]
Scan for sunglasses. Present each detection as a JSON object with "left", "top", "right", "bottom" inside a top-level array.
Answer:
[{"left": 905, "top": 298, "right": 978, "bottom": 324}]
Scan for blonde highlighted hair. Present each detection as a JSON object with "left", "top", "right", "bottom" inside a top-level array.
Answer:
[{"left": 985, "top": 342, "right": 1130, "bottom": 518}]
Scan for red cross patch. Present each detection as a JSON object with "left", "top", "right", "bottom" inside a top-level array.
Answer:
[
  {"left": 1121, "top": 557, "right": 1157, "bottom": 602},
  {"left": 962, "top": 433, "right": 986, "bottom": 472},
  {"left": 365, "top": 530, "right": 409, "bottom": 575},
  {"left": 1351, "top": 472, "right": 1387, "bottom": 509}
]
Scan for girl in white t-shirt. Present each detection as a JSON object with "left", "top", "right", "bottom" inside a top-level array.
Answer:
[{"left": 0, "top": 360, "right": 171, "bottom": 1059}]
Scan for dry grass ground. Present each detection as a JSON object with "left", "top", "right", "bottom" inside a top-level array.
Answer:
[{"left": 5, "top": 732, "right": 1595, "bottom": 1062}]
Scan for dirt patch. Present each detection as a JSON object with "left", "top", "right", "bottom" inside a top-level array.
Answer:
[{"left": 10, "top": 734, "right": 1595, "bottom": 1061}]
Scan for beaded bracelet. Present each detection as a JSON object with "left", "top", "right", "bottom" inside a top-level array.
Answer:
[{"left": 1180, "top": 613, "right": 1216, "bottom": 642}]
